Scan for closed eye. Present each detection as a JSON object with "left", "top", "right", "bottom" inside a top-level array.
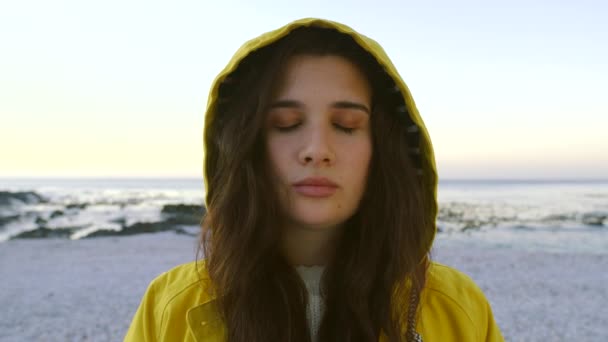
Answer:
[
  {"left": 274, "top": 123, "right": 355, "bottom": 134},
  {"left": 275, "top": 123, "right": 302, "bottom": 132},
  {"left": 333, "top": 124, "right": 355, "bottom": 134}
]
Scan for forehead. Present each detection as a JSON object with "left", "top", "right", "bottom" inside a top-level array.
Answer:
[{"left": 273, "top": 55, "right": 371, "bottom": 100}]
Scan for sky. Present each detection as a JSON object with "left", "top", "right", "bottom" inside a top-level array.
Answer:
[{"left": 1, "top": 0, "right": 606, "bottom": 179}]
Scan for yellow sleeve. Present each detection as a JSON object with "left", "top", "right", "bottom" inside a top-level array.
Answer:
[
  {"left": 124, "top": 280, "right": 161, "bottom": 342},
  {"left": 481, "top": 293, "right": 504, "bottom": 342},
  {"left": 422, "top": 263, "right": 505, "bottom": 341},
  {"left": 460, "top": 274, "right": 505, "bottom": 341}
]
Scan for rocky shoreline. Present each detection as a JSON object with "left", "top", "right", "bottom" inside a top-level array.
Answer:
[
  {"left": 1, "top": 190, "right": 605, "bottom": 242},
  {"left": 0, "top": 191, "right": 205, "bottom": 240}
]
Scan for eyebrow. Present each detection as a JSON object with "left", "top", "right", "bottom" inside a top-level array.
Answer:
[{"left": 268, "top": 99, "right": 370, "bottom": 115}]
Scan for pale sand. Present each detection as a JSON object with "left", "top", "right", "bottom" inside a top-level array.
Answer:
[{"left": 0, "top": 232, "right": 606, "bottom": 341}]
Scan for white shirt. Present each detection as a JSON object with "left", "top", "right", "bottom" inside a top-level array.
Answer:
[{"left": 295, "top": 265, "right": 326, "bottom": 342}]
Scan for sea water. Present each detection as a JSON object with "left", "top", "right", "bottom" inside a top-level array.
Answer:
[{"left": 0, "top": 178, "right": 606, "bottom": 253}]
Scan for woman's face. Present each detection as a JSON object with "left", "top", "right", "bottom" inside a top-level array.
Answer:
[{"left": 265, "top": 55, "right": 373, "bottom": 233}]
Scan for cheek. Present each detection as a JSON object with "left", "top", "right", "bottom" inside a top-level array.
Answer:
[
  {"left": 340, "top": 139, "right": 372, "bottom": 187},
  {"left": 342, "top": 133, "right": 372, "bottom": 163},
  {"left": 266, "top": 136, "right": 292, "bottom": 177}
]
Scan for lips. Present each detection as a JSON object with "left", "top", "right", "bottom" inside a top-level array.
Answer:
[{"left": 292, "top": 177, "right": 338, "bottom": 198}]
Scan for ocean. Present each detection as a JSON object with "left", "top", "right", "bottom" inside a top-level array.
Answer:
[{"left": 1, "top": 178, "right": 606, "bottom": 253}]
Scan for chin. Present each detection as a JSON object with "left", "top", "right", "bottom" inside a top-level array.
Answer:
[
  {"left": 284, "top": 199, "right": 357, "bottom": 229},
  {"left": 290, "top": 211, "right": 350, "bottom": 231},
  {"left": 297, "top": 220, "right": 341, "bottom": 231}
]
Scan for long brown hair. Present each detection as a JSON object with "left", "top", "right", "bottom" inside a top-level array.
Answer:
[{"left": 201, "top": 26, "right": 433, "bottom": 341}]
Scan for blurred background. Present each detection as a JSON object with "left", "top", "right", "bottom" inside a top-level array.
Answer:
[{"left": 1, "top": 0, "right": 606, "bottom": 251}]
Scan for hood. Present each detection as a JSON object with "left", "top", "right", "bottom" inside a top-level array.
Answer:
[{"left": 202, "top": 17, "right": 438, "bottom": 258}]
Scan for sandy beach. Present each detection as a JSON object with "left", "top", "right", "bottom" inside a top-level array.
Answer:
[{"left": 1, "top": 232, "right": 606, "bottom": 342}]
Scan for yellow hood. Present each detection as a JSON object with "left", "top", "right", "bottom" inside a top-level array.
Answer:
[{"left": 202, "top": 17, "right": 438, "bottom": 256}]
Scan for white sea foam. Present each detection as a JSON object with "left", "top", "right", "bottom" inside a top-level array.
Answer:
[{"left": 0, "top": 179, "right": 606, "bottom": 252}]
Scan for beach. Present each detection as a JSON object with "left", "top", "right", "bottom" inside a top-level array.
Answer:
[{"left": 1, "top": 231, "right": 606, "bottom": 342}]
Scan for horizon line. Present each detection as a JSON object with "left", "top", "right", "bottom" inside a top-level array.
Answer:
[{"left": 1, "top": 176, "right": 607, "bottom": 183}]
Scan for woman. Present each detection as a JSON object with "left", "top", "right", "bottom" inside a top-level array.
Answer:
[{"left": 125, "top": 18, "right": 504, "bottom": 342}]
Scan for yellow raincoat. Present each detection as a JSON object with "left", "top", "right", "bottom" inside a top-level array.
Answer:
[{"left": 125, "top": 17, "right": 504, "bottom": 341}]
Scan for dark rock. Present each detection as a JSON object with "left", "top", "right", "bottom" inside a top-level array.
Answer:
[
  {"left": 123, "top": 222, "right": 166, "bottom": 234},
  {"left": 66, "top": 203, "right": 88, "bottom": 210},
  {"left": 543, "top": 214, "right": 574, "bottom": 221},
  {"left": 461, "top": 220, "right": 481, "bottom": 232},
  {"left": 0, "top": 214, "right": 20, "bottom": 227},
  {"left": 124, "top": 221, "right": 175, "bottom": 234},
  {"left": 161, "top": 204, "right": 206, "bottom": 225},
  {"left": 582, "top": 213, "right": 606, "bottom": 226},
  {"left": 110, "top": 217, "right": 127, "bottom": 228},
  {"left": 84, "top": 221, "right": 175, "bottom": 238},
  {"left": 50, "top": 210, "right": 64, "bottom": 219},
  {"left": 82, "top": 229, "right": 124, "bottom": 238},
  {"left": 35, "top": 217, "right": 47, "bottom": 225},
  {"left": 12, "top": 227, "right": 73, "bottom": 239},
  {"left": 174, "top": 226, "right": 199, "bottom": 237},
  {"left": 164, "top": 215, "right": 202, "bottom": 226},
  {"left": 0, "top": 191, "right": 47, "bottom": 206},
  {"left": 77, "top": 205, "right": 206, "bottom": 239},
  {"left": 161, "top": 204, "right": 206, "bottom": 215}
]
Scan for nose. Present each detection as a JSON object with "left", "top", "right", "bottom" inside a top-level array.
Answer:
[{"left": 298, "top": 124, "right": 335, "bottom": 167}]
